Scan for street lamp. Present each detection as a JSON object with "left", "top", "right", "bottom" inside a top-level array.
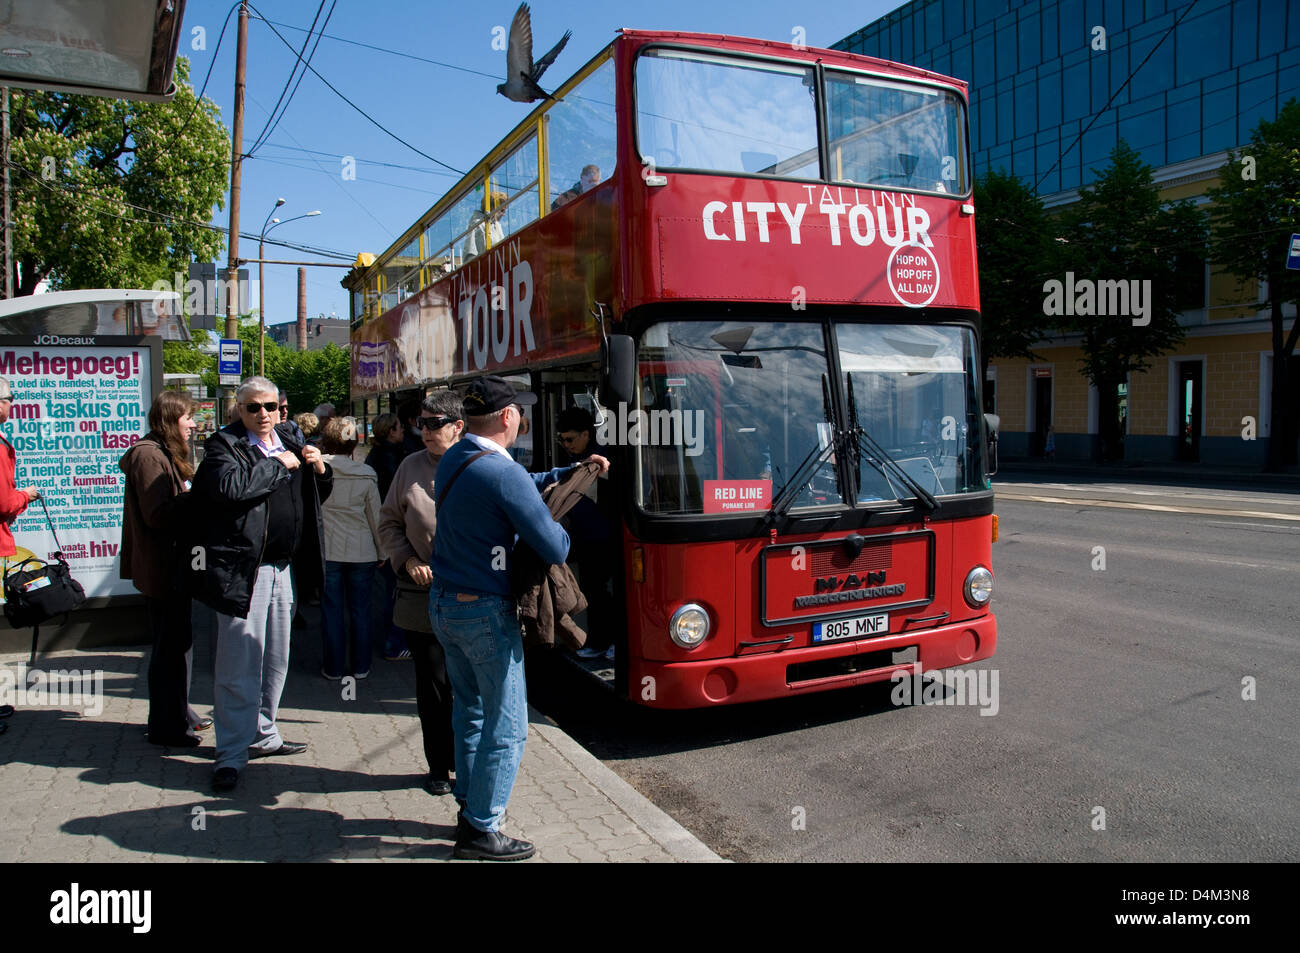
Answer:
[{"left": 258, "top": 200, "right": 321, "bottom": 373}]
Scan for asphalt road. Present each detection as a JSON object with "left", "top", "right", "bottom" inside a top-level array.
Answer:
[{"left": 528, "top": 479, "right": 1300, "bottom": 862}]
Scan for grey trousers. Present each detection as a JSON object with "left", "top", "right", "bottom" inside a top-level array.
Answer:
[{"left": 213, "top": 562, "right": 295, "bottom": 771}]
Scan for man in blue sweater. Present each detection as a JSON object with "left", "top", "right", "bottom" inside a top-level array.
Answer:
[{"left": 431, "top": 376, "right": 607, "bottom": 860}]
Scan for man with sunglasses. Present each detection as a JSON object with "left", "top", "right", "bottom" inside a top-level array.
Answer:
[{"left": 189, "top": 375, "right": 333, "bottom": 793}]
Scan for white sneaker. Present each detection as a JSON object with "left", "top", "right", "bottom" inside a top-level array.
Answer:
[{"left": 576, "top": 646, "right": 603, "bottom": 659}]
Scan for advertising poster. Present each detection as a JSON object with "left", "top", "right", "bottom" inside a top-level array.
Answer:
[{"left": 0, "top": 335, "right": 163, "bottom": 599}]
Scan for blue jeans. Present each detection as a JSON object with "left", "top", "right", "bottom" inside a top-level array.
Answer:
[
  {"left": 321, "top": 561, "right": 376, "bottom": 677},
  {"left": 430, "top": 586, "right": 527, "bottom": 833}
]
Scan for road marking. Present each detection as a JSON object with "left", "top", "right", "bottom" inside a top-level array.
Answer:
[
  {"left": 998, "top": 483, "right": 1297, "bottom": 506},
  {"left": 1205, "top": 520, "right": 1300, "bottom": 533},
  {"left": 997, "top": 493, "right": 1300, "bottom": 522}
]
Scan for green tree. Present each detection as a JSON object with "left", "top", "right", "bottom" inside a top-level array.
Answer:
[
  {"left": 229, "top": 322, "right": 351, "bottom": 416},
  {"left": 163, "top": 328, "right": 214, "bottom": 373},
  {"left": 1206, "top": 99, "right": 1300, "bottom": 470},
  {"left": 1054, "top": 142, "right": 1207, "bottom": 460},
  {"left": 973, "top": 169, "right": 1056, "bottom": 383},
  {"left": 8, "top": 58, "right": 229, "bottom": 295}
]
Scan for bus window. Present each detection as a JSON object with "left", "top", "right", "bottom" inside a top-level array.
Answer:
[
  {"left": 428, "top": 188, "right": 490, "bottom": 266},
  {"left": 823, "top": 72, "right": 968, "bottom": 194},
  {"left": 635, "top": 321, "right": 836, "bottom": 515},
  {"left": 635, "top": 49, "right": 819, "bottom": 178},
  {"left": 490, "top": 134, "right": 540, "bottom": 240},
  {"left": 546, "top": 59, "right": 616, "bottom": 210}
]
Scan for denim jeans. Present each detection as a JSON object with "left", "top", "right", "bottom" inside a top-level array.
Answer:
[
  {"left": 321, "top": 561, "right": 376, "bottom": 677},
  {"left": 430, "top": 586, "right": 527, "bottom": 833}
]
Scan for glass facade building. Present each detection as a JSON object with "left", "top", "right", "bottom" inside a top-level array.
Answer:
[
  {"left": 836, "top": 0, "right": 1300, "bottom": 467},
  {"left": 835, "top": 0, "right": 1300, "bottom": 194}
]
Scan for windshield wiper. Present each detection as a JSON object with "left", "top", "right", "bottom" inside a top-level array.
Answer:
[
  {"left": 846, "top": 373, "right": 940, "bottom": 513},
  {"left": 767, "top": 433, "right": 840, "bottom": 522},
  {"left": 767, "top": 375, "right": 838, "bottom": 522}
]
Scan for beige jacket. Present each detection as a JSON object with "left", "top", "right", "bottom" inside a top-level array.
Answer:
[
  {"left": 378, "top": 449, "right": 440, "bottom": 572},
  {"left": 320, "top": 454, "right": 382, "bottom": 563}
]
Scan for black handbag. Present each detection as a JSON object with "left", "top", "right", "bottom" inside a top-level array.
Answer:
[{"left": 4, "top": 495, "right": 87, "bottom": 644}]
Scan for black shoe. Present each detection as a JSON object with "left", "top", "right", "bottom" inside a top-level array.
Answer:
[
  {"left": 212, "top": 767, "right": 239, "bottom": 792},
  {"left": 425, "top": 775, "right": 453, "bottom": 796},
  {"left": 0, "top": 704, "right": 14, "bottom": 719},
  {"left": 454, "top": 827, "right": 535, "bottom": 861},
  {"left": 250, "top": 740, "right": 308, "bottom": 758}
]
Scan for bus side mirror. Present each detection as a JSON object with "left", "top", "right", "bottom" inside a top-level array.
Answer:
[
  {"left": 984, "top": 413, "right": 1000, "bottom": 476},
  {"left": 602, "top": 334, "right": 635, "bottom": 407}
]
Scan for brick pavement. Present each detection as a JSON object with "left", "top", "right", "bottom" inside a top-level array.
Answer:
[{"left": 0, "top": 621, "right": 721, "bottom": 863}]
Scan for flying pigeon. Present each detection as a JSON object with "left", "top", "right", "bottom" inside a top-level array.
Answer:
[{"left": 497, "top": 3, "right": 571, "bottom": 103}]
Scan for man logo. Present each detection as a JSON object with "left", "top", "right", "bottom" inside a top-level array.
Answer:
[{"left": 813, "top": 571, "right": 886, "bottom": 594}]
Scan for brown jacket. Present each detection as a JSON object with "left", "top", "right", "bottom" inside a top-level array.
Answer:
[
  {"left": 118, "top": 434, "right": 190, "bottom": 599},
  {"left": 512, "top": 461, "right": 602, "bottom": 649}
]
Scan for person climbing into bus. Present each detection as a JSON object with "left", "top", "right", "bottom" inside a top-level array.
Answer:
[{"left": 556, "top": 406, "right": 617, "bottom": 662}]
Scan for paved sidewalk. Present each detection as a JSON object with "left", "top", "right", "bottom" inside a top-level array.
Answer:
[{"left": 0, "top": 634, "right": 721, "bottom": 863}]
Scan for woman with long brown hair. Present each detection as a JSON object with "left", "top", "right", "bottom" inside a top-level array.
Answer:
[{"left": 119, "top": 388, "right": 209, "bottom": 746}]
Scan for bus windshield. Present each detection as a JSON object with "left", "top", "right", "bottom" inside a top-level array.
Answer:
[
  {"left": 838, "top": 323, "right": 986, "bottom": 501},
  {"left": 635, "top": 320, "right": 986, "bottom": 516},
  {"left": 635, "top": 48, "right": 967, "bottom": 192}
]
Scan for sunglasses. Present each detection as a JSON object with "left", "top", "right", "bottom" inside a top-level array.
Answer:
[
  {"left": 245, "top": 401, "right": 279, "bottom": 414},
  {"left": 416, "top": 415, "right": 460, "bottom": 430}
]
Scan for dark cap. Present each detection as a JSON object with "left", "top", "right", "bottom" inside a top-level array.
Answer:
[{"left": 461, "top": 376, "right": 538, "bottom": 416}]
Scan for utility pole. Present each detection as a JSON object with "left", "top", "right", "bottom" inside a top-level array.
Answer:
[
  {"left": 223, "top": 0, "right": 249, "bottom": 421},
  {"left": 2, "top": 87, "right": 12, "bottom": 299}
]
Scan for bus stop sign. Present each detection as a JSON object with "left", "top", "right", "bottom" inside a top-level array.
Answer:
[
  {"left": 218, "top": 338, "right": 242, "bottom": 385},
  {"left": 1287, "top": 234, "right": 1300, "bottom": 271}
]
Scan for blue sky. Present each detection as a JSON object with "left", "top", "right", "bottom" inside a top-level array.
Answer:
[{"left": 180, "top": 0, "right": 909, "bottom": 330}]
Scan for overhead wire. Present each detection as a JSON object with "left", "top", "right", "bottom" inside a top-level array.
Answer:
[
  {"left": 245, "top": 2, "right": 465, "bottom": 176},
  {"left": 169, "top": 0, "right": 242, "bottom": 143},
  {"left": 4, "top": 158, "right": 354, "bottom": 260},
  {"left": 246, "top": 0, "right": 337, "bottom": 158},
  {"left": 252, "top": 14, "right": 502, "bottom": 80}
]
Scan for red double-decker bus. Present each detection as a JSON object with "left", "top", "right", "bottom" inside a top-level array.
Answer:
[{"left": 344, "top": 29, "right": 996, "bottom": 709}]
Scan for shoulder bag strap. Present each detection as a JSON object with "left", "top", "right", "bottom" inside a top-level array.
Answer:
[
  {"left": 33, "top": 493, "right": 68, "bottom": 555},
  {"left": 434, "top": 450, "right": 492, "bottom": 509}
]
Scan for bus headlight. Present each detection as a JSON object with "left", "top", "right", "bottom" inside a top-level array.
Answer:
[
  {"left": 964, "top": 566, "right": 993, "bottom": 608},
  {"left": 669, "top": 604, "right": 711, "bottom": 649}
]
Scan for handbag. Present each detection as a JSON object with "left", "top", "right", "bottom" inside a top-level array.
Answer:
[
  {"left": 392, "top": 572, "right": 434, "bottom": 634},
  {"left": 3, "top": 495, "right": 88, "bottom": 640}
]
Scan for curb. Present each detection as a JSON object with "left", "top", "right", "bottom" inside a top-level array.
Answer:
[
  {"left": 997, "top": 461, "right": 1300, "bottom": 489},
  {"left": 528, "top": 707, "right": 726, "bottom": 863}
]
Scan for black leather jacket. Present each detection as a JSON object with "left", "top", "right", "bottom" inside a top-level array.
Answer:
[{"left": 186, "top": 420, "right": 333, "bottom": 618}]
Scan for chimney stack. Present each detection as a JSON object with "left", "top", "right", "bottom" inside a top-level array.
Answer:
[{"left": 296, "top": 267, "right": 307, "bottom": 351}]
